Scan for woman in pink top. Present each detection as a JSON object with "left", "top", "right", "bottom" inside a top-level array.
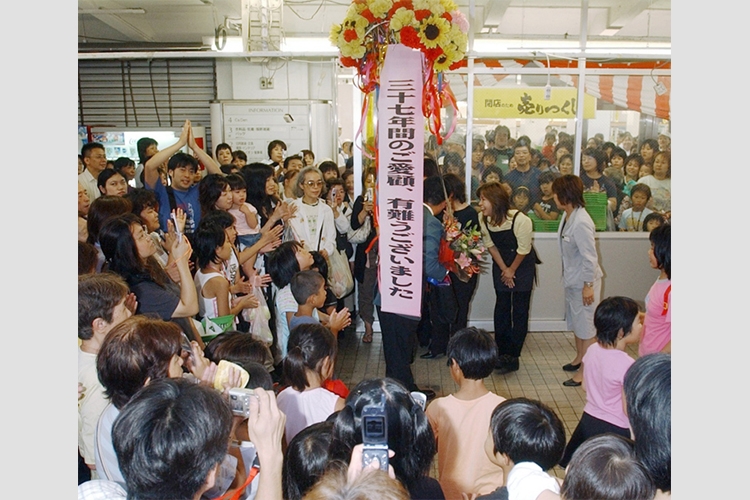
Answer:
[
  {"left": 559, "top": 296, "right": 642, "bottom": 467},
  {"left": 639, "top": 224, "right": 671, "bottom": 356}
]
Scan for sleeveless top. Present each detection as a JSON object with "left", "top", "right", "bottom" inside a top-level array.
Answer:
[{"left": 194, "top": 269, "right": 229, "bottom": 320}]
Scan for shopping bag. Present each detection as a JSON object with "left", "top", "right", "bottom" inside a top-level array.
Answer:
[
  {"left": 201, "top": 314, "right": 236, "bottom": 343},
  {"left": 328, "top": 249, "right": 354, "bottom": 299},
  {"left": 243, "top": 286, "right": 274, "bottom": 346},
  {"left": 347, "top": 215, "right": 371, "bottom": 244}
]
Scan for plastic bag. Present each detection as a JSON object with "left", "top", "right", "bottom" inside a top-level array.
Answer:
[
  {"left": 243, "top": 286, "right": 273, "bottom": 346},
  {"left": 328, "top": 249, "right": 354, "bottom": 299}
]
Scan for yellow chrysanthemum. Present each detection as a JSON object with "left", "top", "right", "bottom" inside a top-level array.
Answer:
[
  {"left": 340, "top": 40, "right": 366, "bottom": 59},
  {"left": 448, "top": 24, "right": 467, "bottom": 52},
  {"left": 418, "top": 15, "right": 450, "bottom": 49},
  {"left": 413, "top": 0, "right": 445, "bottom": 16},
  {"left": 439, "top": 0, "right": 457, "bottom": 12},
  {"left": 368, "top": 0, "right": 393, "bottom": 19},
  {"left": 389, "top": 7, "right": 416, "bottom": 32},
  {"left": 329, "top": 24, "right": 343, "bottom": 46}
]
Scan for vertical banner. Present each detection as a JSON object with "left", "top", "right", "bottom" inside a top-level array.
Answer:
[{"left": 377, "top": 44, "right": 425, "bottom": 316}]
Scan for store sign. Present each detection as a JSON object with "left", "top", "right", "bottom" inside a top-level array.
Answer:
[
  {"left": 473, "top": 88, "right": 596, "bottom": 119},
  {"left": 377, "top": 44, "right": 424, "bottom": 317}
]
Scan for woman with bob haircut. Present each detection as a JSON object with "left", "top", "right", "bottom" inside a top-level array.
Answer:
[
  {"left": 552, "top": 175, "right": 603, "bottom": 387},
  {"left": 328, "top": 377, "right": 444, "bottom": 500},
  {"left": 286, "top": 165, "right": 337, "bottom": 259}
]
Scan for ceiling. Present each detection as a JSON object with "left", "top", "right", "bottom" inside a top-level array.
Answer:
[{"left": 78, "top": 0, "right": 671, "bottom": 54}]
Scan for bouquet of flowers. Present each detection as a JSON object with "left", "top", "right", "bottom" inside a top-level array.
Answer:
[
  {"left": 439, "top": 213, "right": 488, "bottom": 282},
  {"left": 330, "top": 0, "right": 468, "bottom": 72}
]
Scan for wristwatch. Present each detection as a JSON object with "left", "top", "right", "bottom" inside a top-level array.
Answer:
[{"left": 584, "top": 281, "right": 594, "bottom": 288}]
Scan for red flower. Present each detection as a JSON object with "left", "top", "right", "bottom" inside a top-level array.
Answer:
[
  {"left": 343, "top": 29, "right": 359, "bottom": 43},
  {"left": 423, "top": 46, "right": 444, "bottom": 61},
  {"left": 388, "top": 0, "right": 414, "bottom": 17},
  {"left": 399, "top": 25, "right": 422, "bottom": 48},
  {"left": 449, "top": 60, "right": 466, "bottom": 70},
  {"left": 442, "top": 12, "right": 452, "bottom": 22},
  {"left": 415, "top": 9, "right": 431, "bottom": 21},
  {"left": 340, "top": 56, "right": 360, "bottom": 67},
  {"left": 361, "top": 9, "right": 377, "bottom": 23}
]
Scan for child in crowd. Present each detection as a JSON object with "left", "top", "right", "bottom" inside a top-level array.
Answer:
[
  {"left": 623, "top": 153, "right": 644, "bottom": 196},
  {"left": 232, "top": 150, "right": 248, "bottom": 169},
  {"left": 479, "top": 398, "right": 565, "bottom": 500},
  {"left": 310, "top": 250, "right": 340, "bottom": 316},
  {"left": 425, "top": 327, "right": 506, "bottom": 500},
  {"left": 482, "top": 149, "right": 499, "bottom": 174},
  {"left": 301, "top": 149, "right": 316, "bottom": 167},
  {"left": 78, "top": 273, "right": 133, "bottom": 475},
  {"left": 192, "top": 221, "right": 259, "bottom": 328},
  {"left": 226, "top": 173, "right": 262, "bottom": 251},
  {"left": 267, "top": 241, "right": 315, "bottom": 361},
  {"left": 482, "top": 165, "right": 504, "bottom": 185},
  {"left": 289, "top": 270, "right": 350, "bottom": 335},
  {"left": 276, "top": 322, "right": 346, "bottom": 445},
  {"left": 558, "top": 296, "right": 641, "bottom": 467},
  {"left": 560, "top": 434, "right": 655, "bottom": 500},
  {"left": 639, "top": 224, "right": 670, "bottom": 356},
  {"left": 618, "top": 183, "right": 653, "bottom": 232},
  {"left": 642, "top": 212, "right": 666, "bottom": 232},
  {"left": 531, "top": 171, "right": 560, "bottom": 221},
  {"left": 511, "top": 186, "right": 532, "bottom": 214}
]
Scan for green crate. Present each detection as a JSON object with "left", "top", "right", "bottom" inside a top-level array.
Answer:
[
  {"left": 528, "top": 213, "right": 562, "bottom": 232},
  {"left": 583, "top": 192, "right": 608, "bottom": 231}
]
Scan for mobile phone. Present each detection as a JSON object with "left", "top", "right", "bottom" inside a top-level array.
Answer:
[
  {"left": 179, "top": 332, "right": 193, "bottom": 361},
  {"left": 361, "top": 396, "right": 389, "bottom": 471},
  {"left": 365, "top": 187, "right": 374, "bottom": 202},
  {"left": 228, "top": 388, "right": 256, "bottom": 417},
  {"left": 410, "top": 391, "right": 427, "bottom": 411},
  {"left": 171, "top": 212, "right": 182, "bottom": 242}
]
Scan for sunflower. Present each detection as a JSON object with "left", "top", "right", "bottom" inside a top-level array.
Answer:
[{"left": 418, "top": 15, "right": 451, "bottom": 49}]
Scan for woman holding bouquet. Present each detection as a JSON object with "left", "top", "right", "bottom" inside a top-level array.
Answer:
[
  {"left": 441, "top": 174, "right": 481, "bottom": 335},
  {"left": 477, "top": 181, "right": 540, "bottom": 375}
]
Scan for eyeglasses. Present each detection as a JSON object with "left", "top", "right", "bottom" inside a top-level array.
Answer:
[{"left": 304, "top": 180, "right": 324, "bottom": 187}]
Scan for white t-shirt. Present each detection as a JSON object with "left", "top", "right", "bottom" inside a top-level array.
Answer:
[
  {"left": 276, "top": 386, "right": 340, "bottom": 445},
  {"left": 507, "top": 462, "right": 560, "bottom": 500}
]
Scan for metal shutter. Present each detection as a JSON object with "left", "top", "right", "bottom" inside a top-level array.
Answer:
[{"left": 78, "top": 58, "right": 216, "bottom": 147}]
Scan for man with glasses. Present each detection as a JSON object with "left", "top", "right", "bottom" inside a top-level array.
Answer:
[{"left": 79, "top": 142, "right": 109, "bottom": 202}]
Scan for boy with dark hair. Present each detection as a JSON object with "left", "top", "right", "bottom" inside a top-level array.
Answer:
[
  {"left": 78, "top": 272, "right": 133, "bottom": 475},
  {"left": 425, "top": 327, "right": 507, "bottom": 500},
  {"left": 289, "top": 270, "right": 327, "bottom": 331},
  {"left": 290, "top": 269, "right": 351, "bottom": 335},
  {"left": 144, "top": 119, "right": 222, "bottom": 236},
  {"left": 618, "top": 183, "right": 653, "bottom": 231},
  {"left": 479, "top": 398, "right": 566, "bottom": 500},
  {"left": 531, "top": 171, "right": 561, "bottom": 221}
]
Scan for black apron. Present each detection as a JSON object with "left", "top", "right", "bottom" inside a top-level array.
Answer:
[{"left": 488, "top": 212, "right": 540, "bottom": 293}]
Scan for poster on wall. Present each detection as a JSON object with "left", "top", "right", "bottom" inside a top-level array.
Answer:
[
  {"left": 221, "top": 102, "right": 312, "bottom": 162},
  {"left": 474, "top": 88, "right": 596, "bottom": 119}
]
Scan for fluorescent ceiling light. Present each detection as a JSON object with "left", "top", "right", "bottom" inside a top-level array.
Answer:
[{"left": 203, "top": 36, "right": 245, "bottom": 52}]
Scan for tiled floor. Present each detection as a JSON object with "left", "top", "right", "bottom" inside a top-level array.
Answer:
[{"left": 333, "top": 323, "right": 639, "bottom": 479}]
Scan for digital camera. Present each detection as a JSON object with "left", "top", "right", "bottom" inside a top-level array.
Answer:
[
  {"left": 228, "top": 388, "right": 255, "bottom": 418},
  {"left": 361, "top": 396, "right": 389, "bottom": 471}
]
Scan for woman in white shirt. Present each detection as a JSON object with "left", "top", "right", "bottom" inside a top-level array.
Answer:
[{"left": 286, "top": 166, "right": 337, "bottom": 259}]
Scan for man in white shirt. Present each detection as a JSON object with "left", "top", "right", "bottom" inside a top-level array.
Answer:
[{"left": 79, "top": 142, "right": 108, "bottom": 202}]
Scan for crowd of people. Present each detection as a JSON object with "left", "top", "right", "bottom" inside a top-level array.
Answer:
[{"left": 78, "top": 119, "right": 671, "bottom": 500}]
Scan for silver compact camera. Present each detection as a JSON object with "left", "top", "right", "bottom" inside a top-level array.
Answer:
[
  {"left": 228, "top": 388, "right": 255, "bottom": 418},
  {"left": 361, "top": 396, "right": 389, "bottom": 471}
]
